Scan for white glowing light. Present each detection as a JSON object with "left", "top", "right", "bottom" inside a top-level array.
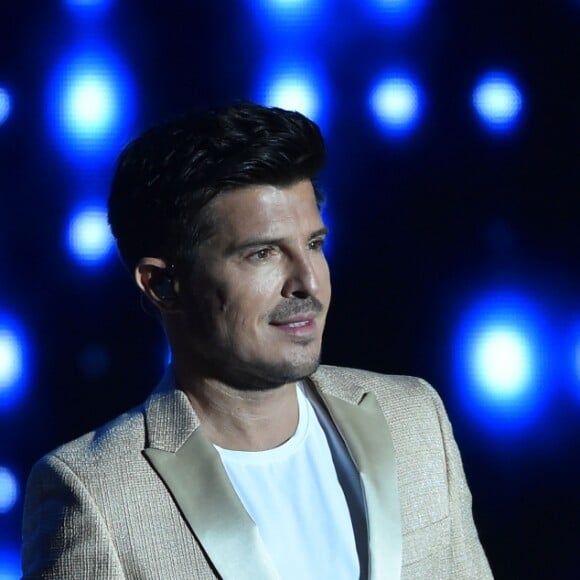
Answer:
[
  {"left": 471, "top": 327, "right": 533, "bottom": 399},
  {"left": 0, "top": 329, "right": 22, "bottom": 393},
  {"left": 62, "top": 73, "right": 117, "bottom": 138},
  {"left": 68, "top": 206, "right": 114, "bottom": 264},
  {"left": 473, "top": 72, "right": 523, "bottom": 131},
  {"left": 370, "top": 75, "right": 422, "bottom": 135},
  {"left": 265, "top": 74, "right": 320, "bottom": 121}
]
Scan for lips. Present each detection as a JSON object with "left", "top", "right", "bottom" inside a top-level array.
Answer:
[
  {"left": 284, "top": 320, "right": 311, "bottom": 328},
  {"left": 270, "top": 312, "right": 316, "bottom": 325},
  {"left": 269, "top": 313, "right": 318, "bottom": 336}
]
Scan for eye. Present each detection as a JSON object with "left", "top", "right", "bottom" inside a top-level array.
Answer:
[
  {"left": 308, "top": 237, "right": 325, "bottom": 251},
  {"left": 248, "top": 247, "right": 276, "bottom": 262}
]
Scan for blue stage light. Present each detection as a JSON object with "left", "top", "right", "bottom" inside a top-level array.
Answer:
[
  {"left": 368, "top": 0, "right": 428, "bottom": 25},
  {"left": 472, "top": 72, "right": 523, "bottom": 133},
  {"left": 0, "top": 467, "right": 18, "bottom": 514},
  {"left": 369, "top": 74, "right": 423, "bottom": 136},
  {"left": 67, "top": 204, "right": 114, "bottom": 265},
  {"left": 258, "top": 68, "right": 325, "bottom": 126},
  {"left": 0, "top": 547, "right": 20, "bottom": 580},
  {"left": 249, "top": 0, "right": 324, "bottom": 24},
  {"left": 471, "top": 327, "right": 532, "bottom": 398},
  {"left": 576, "top": 337, "right": 580, "bottom": 382},
  {"left": 0, "top": 318, "right": 27, "bottom": 410},
  {"left": 261, "top": 0, "right": 312, "bottom": 8},
  {"left": 453, "top": 292, "right": 549, "bottom": 433},
  {"left": 65, "top": 74, "right": 115, "bottom": 132},
  {"left": 0, "top": 87, "right": 11, "bottom": 126},
  {"left": 0, "top": 330, "right": 21, "bottom": 390},
  {"left": 65, "top": 0, "right": 114, "bottom": 8},
  {"left": 48, "top": 49, "right": 135, "bottom": 162},
  {"left": 575, "top": 340, "right": 580, "bottom": 387},
  {"left": 572, "top": 320, "right": 580, "bottom": 400}
]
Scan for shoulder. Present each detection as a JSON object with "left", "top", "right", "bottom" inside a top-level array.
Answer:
[
  {"left": 312, "top": 364, "right": 442, "bottom": 409},
  {"left": 31, "top": 405, "right": 147, "bottom": 480},
  {"left": 313, "top": 366, "right": 459, "bottom": 525},
  {"left": 311, "top": 364, "right": 449, "bottom": 445}
]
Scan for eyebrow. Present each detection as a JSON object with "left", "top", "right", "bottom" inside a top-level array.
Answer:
[{"left": 226, "top": 227, "right": 329, "bottom": 255}]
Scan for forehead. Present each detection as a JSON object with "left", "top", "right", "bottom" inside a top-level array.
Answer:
[{"left": 205, "top": 180, "right": 323, "bottom": 242}]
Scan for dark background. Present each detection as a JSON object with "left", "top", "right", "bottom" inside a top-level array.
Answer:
[{"left": 1, "top": 1, "right": 578, "bottom": 578}]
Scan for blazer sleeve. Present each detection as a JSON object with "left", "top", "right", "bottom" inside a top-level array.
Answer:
[
  {"left": 22, "top": 454, "right": 126, "bottom": 579},
  {"left": 420, "top": 379, "right": 494, "bottom": 579}
]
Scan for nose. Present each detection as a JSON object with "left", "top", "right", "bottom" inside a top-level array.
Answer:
[{"left": 281, "top": 251, "right": 322, "bottom": 299}]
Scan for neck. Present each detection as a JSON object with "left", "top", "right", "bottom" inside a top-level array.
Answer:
[{"left": 177, "top": 370, "right": 300, "bottom": 452}]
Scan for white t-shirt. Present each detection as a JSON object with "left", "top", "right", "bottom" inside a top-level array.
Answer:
[{"left": 215, "top": 386, "right": 360, "bottom": 580}]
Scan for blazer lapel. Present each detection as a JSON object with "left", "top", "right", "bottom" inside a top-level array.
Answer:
[
  {"left": 312, "top": 376, "right": 402, "bottom": 580},
  {"left": 141, "top": 367, "right": 402, "bottom": 579},
  {"left": 142, "top": 370, "right": 277, "bottom": 580}
]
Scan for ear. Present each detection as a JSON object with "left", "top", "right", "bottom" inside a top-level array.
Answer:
[{"left": 134, "top": 257, "right": 179, "bottom": 310}]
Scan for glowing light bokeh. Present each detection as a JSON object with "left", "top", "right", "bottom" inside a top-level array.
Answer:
[
  {"left": 47, "top": 49, "right": 135, "bottom": 161},
  {"left": 0, "top": 87, "right": 11, "bottom": 126},
  {"left": 471, "top": 327, "right": 532, "bottom": 398},
  {"left": 64, "top": 0, "right": 113, "bottom": 9},
  {"left": 65, "top": 76, "right": 116, "bottom": 133},
  {"left": 453, "top": 291, "right": 549, "bottom": 433},
  {"left": 570, "top": 319, "right": 580, "bottom": 403},
  {"left": 472, "top": 72, "right": 523, "bottom": 132},
  {"left": 67, "top": 204, "right": 114, "bottom": 265},
  {"left": 0, "top": 332, "right": 22, "bottom": 393},
  {"left": 0, "top": 467, "right": 19, "bottom": 514},
  {"left": 0, "top": 317, "right": 27, "bottom": 410},
  {"left": 64, "top": 0, "right": 115, "bottom": 13},
  {"left": 262, "top": 0, "right": 312, "bottom": 8},
  {"left": 257, "top": 65, "right": 328, "bottom": 128},
  {"left": 0, "top": 547, "right": 20, "bottom": 580},
  {"left": 249, "top": 0, "right": 325, "bottom": 24},
  {"left": 369, "top": 74, "right": 423, "bottom": 136},
  {"left": 370, "top": 0, "right": 428, "bottom": 24}
]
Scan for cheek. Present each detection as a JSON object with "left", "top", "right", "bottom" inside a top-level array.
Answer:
[
  {"left": 222, "top": 272, "right": 282, "bottom": 323},
  {"left": 252, "top": 276, "right": 282, "bottom": 299},
  {"left": 237, "top": 266, "right": 284, "bottom": 300}
]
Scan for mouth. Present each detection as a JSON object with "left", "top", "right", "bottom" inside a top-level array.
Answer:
[
  {"left": 269, "top": 313, "right": 318, "bottom": 337},
  {"left": 285, "top": 320, "right": 311, "bottom": 328}
]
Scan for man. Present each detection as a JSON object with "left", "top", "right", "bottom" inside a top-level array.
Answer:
[{"left": 22, "top": 103, "right": 492, "bottom": 579}]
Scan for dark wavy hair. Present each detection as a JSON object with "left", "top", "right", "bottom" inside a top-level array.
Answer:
[{"left": 108, "top": 102, "right": 326, "bottom": 271}]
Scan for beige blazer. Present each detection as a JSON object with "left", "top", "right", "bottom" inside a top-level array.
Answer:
[{"left": 22, "top": 365, "right": 492, "bottom": 579}]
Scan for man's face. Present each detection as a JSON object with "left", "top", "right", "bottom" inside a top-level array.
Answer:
[{"left": 177, "top": 179, "right": 331, "bottom": 390}]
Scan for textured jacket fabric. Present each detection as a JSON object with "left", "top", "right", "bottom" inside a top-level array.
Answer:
[{"left": 22, "top": 365, "right": 493, "bottom": 579}]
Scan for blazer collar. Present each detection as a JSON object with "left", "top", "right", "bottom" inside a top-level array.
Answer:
[
  {"left": 143, "top": 367, "right": 199, "bottom": 452},
  {"left": 143, "top": 367, "right": 278, "bottom": 578},
  {"left": 309, "top": 367, "right": 402, "bottom": 580},
  {"left": 143, "top": 366, "right": 401, "bottom": 580}
]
